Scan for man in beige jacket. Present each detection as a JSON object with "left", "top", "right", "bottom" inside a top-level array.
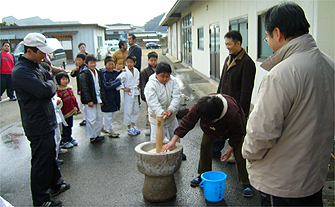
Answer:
[
  {"left": 112, "top": 40, "right": 128, "bottom": 70},
  {"left": 242, "top": 2, "right": 334, "bottom": 206}
]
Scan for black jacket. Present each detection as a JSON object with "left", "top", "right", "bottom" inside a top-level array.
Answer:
[
  {"left": 12, "top": 56, "right": 57, "bottom": 137},
  {"left": 70, "top": 63, "right": 86, "bottom": 94},
  {"left": 128, "top": 45, "right": 142, "bottom": 71},
  {"left": 79, "top": 67, "right": 107, "bottom": 104}
]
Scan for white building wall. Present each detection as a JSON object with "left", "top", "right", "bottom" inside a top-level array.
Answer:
[{"left": 170, "top": 0, "right": 334, "bottom": 105}]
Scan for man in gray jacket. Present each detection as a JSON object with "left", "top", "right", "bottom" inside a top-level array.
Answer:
[{"left": 242, "top": 2, "right": 334, "bottom": 206}]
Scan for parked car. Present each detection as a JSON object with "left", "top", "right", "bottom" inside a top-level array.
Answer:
[
  {"left": 13, "top": 38, "right": 67, "bottom": 69},
  {"left": 146, "top": 42, "right": 161, "bottom": 49},
  {"left": 104, "top": 40, "right": 119, "bottom": 56}
]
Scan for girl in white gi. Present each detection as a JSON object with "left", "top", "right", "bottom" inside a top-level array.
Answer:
[
  {"left": 144, "top": 62, "right": 181, "bottom": 142},
  {"left": 116, "top": 54, "right": 140, "bottom": 136},
  {"left": 40, "top": 61, "right": 68, "bottom": 163},
  {"left": 51, "top": 94, "right": 68, "bottom": 164}
]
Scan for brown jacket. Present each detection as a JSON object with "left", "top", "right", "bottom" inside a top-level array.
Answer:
[
  {"left": 174, "top": 94, "right": 246, "bottom": 149},
  {"left": 112, "top": 49, "right": 127, "bottom": 70},
  {"left": 217, "top": 48, "right": 256, "bottom": 117}
]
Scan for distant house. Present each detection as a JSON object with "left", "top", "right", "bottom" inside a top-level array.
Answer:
[
  {"left": 160, "top": 0, "right": 334, "bottom": 104},
  {"left": 0, "top": 23, "right": 107, "bottom": 61},
  {"left": 105, "top": 24, "right": 144, "bottom": 40}
]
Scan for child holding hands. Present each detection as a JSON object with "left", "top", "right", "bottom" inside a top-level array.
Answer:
[{"left": 101, "top": 56, "right": 122, "bottom": 137}]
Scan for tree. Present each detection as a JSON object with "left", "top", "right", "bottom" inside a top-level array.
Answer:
[{"left": 0, "top": 22, "right": 18, "bottom": 27}]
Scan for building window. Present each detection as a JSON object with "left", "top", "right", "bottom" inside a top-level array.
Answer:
[
  {"left": 229, "top": 16, "right": 248, "bottom": 52},
  {"left": 182, "top": 13, "right": 192, "bottom": 65},
  {"left": 97, "top": 36, "right": 103, "bottom": 47},
  {"left": 198, "top": 27, "right": 204, "bottom": 50},
  {"left": 258, "top": 15, "right": 273, "bottom": 60}
]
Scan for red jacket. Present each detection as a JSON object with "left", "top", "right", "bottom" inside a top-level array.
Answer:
[{"left": 57, "top": 85, "right": 80, "bottom": 119}]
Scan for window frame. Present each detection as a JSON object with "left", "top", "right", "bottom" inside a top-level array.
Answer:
[
  {"left": 197, "top": 27, "right": 204, "bottom": 50},
  {"left": 257, "top": 15, "right": 273, "bottom": 61}
]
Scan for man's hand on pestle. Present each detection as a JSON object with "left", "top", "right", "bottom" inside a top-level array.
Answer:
[{"left": 161, "top": 134, "right": 180, "bottom": 152}]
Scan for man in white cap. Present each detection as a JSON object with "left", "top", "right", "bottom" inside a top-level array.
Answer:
[{"left": 12, "top": 33, "right": 70, "bottom": 207}]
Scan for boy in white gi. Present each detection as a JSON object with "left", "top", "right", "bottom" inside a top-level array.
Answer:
[
  {"left": 144, "top": 62, "right": 181, "bottom": 142},
  {"left": 79, "top": 55, "right": 107, "bottom": 142},
  {"left": 116, "top": 54, "right": 140, "bottom": 136}
]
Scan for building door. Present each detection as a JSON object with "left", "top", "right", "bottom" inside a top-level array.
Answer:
[{"left": 209, "top": 24, "right": 220, "bottom": 81}]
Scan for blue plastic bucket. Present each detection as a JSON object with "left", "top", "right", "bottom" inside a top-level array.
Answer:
[{"left": 199, "top": 171, "right": 227, "bottom": 202}]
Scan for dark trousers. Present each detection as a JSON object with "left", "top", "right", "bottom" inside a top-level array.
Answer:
[
  {"left": 212, "top": 140, "right": 226, "bottom": 155},
  {"left": 260, "top": 188, "right": 323, "bottom": 206},
  {"left": 198, "top": 133, "right": 250, "bottom": 185},
  {"left": 27, "top": 130, "right": 63, "bottom": 206},
  {"left": 62, "top": 116, "right": 73, "bottom": 143},
  {"left": 0, "top": 74, "right": 15, "bottom": 98}
]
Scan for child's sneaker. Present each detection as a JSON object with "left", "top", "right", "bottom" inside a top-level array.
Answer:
[
  {"left": 61, "top": 142, "right": 74, "bottom": 149},
  {"left": 132, "top": 126, "right": 141, "bottom": 134},
  {"left": 108, "top": 129, "right": 120, "bottom": 138},
  {"left": 127, "top": 128, "right": 137, "bottom": 136},
  {"left": 58, "top": 148, "right": 67, "bottom": 155},
  {"left": 101, "top": 128, "right": 110, "bottom": 134},
  {"left": 70, "top": 139, "right": 78, "bottom": 146}
]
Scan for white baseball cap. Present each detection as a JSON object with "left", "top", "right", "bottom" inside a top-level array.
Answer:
[{"left": 23, "top": 33, "right": 59, "bottom": 54}]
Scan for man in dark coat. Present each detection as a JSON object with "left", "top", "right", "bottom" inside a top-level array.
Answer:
[
  {"left": 213, "top": 31, "right": 256, "bottom": 163},
  {"left": 12, "top": 33, "right": 70, "bottom": 206}
]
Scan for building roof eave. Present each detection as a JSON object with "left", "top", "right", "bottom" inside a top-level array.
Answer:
[{"left": 159, "top": 0, "right": 195, "bottom": 26}]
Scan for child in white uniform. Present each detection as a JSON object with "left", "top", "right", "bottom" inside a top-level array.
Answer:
[
  {"left": 144, "top": 62, "right": 181, "bottom": 142},
  {"left": 116, "top": 54, "right": 140, "bottom": 136}
]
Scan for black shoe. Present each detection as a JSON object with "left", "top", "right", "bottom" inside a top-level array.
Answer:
[
  {"left": 40, "top": 200, "right": 62, "bottom": 207},
  {"left": 50, "top": 183, "right": 70, "bottom": 197},
  {"left": 90, "top": 136, "right": 105, "bottom": 143},
  {"left": 9, "top": 97, "right": 17, "bottom": 101},
  {"left": 182, "top": 153, "right": 187, "bottom": 161},
  {"left": 242, "top": 185, "right": 254, "bottom": 197},
  {"left": 190, "top": 175, "right": 202, "bottom": 187},
  {"left": 79, "top": 120, "right": 86, "bottom": 126},
  {"left": 56, "top": 159, "right": 64, "bottom": 166}
]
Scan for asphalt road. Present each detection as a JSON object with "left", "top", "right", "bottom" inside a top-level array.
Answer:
[{"left": 0, "top": 49, "right": 261, "bottom": 206}]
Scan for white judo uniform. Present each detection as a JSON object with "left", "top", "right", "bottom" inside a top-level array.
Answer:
[
  {"left": 116, "top": 66, "right": 140, "bottom": 126},
  {"left": 85, "top": 69, "right": 103, "bottom": 139},
  {"left": 51, "top": 94, "right": 67, "bottom": 159},
  {"left": 144, "top": 74, "right": 181, "bottom": 142}
]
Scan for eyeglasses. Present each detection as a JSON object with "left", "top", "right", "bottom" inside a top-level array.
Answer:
[{"left": 263, "top": 35, "right": 269, "bottom": 43}]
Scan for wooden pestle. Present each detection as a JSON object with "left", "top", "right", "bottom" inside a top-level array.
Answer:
[{"left": 156, "top": 115, "right": 167, "bottom": 153}]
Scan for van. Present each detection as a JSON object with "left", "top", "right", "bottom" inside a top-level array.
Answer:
[{"left": 13, "top": 38, "right": 67, "bottom": 69}]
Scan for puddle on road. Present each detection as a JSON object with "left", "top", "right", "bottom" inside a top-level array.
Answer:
[{"left": 1, "top": 133, "right": 24, "bottom": 149}]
